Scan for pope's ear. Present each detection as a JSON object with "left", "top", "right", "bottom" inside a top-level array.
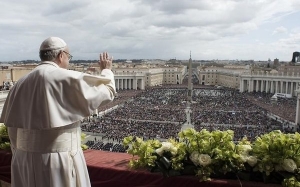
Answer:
[
  {"left": 59, "top": 51, "right": 64, "bottom": 59},
  {"left": 56, "top": 51, "right": 63, "bottom": 62}
]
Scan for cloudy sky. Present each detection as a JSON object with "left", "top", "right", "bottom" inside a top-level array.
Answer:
[{"left": 0, "top": 0, "right": 300, "bottom": 62}]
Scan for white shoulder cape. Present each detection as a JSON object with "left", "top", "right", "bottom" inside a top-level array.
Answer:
[{"left": 0, "top": 61, "right": 116, "bottom": 129}]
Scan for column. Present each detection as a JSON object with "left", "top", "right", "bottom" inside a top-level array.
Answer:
[
  {"left": 141, "top": 78, "right": 145, "bottom": 89},
  {"left": 291, "top": 82, "right": 294, "bottom": 96},
  {"left": 261, "top": 80, "right": 264, "bottom": 92},
  {"left": 271, "top": 81, "right": 274, "bottom": 93},
  {"left": 129, "top": 79, "right": 132, "bottom": 89},
  {"left": 275, "top": 81, "right": 278, "bottom": 93},
  {"left": 125, "top": 79, "right": 128, "bottom": 89},
  {"left": 239, "top": 79, "right": 244, "bottom": 92},
  {"left": 285, "top": 82, "right": 289, "bottom": 94},
  {"left": 133, "top": 79, "right": 137, "bottom": 90},
  {"left": 256, "top": 80, "right": 259, "bottom": 92},
  {"left": 266, "top": 80, "right": 269, "bottom": 93},
  {"left": 280, "top": 81, "right": 283, "bottom": 93},
  {"left": 116, "top": 79, "right": 119, "bottom": 90},
  {"left": 248, "top": 80, "right": 252, "bottom": 92}
]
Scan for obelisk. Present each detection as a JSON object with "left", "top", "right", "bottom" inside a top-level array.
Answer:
[{"left": 181, "top": 52, "right": 194, "bottom": 131}]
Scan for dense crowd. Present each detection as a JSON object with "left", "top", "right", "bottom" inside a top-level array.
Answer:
[
  {"left": 246, "top": 91, "right": 296, "bottom": 122},
  {"left": 85, "top": 140, "right": 127, "bottom": 152},
  {"left": 97, "top": 89, "right": 144, "bottom": 112},
  {"left": 82, "top": 119, "right": 181, "bottom": 142},
  {"left": 82, "top": 86, "right": 297, "bottom": 151}
]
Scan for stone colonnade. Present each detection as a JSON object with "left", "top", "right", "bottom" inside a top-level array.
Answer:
[
  {"left": 240, "top": 73, "right": 300, "bottom": 96},
  {"left": 240, "top": 79, "right": 299, "bottom": 96},
  {"left": 93, "top": 72, "right": 145, "bottom": 90},
  {"left": 115, "top": 78, "right": 144, "bottom": 90}
]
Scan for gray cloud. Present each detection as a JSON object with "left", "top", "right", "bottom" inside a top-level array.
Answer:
[{"left": 0, "top": 0, "right": 299, "bottom": 61}]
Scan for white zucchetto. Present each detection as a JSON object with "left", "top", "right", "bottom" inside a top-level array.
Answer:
[{"left": 40, "top": 37, "right": 67, "bottom": 51}]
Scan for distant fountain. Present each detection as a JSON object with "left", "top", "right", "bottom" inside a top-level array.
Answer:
[{"left": 181, "top": 52, "right": 195, "bottom": 131}]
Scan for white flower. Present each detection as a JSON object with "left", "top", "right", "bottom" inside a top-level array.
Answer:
[
  {"left": 198, "top": 154, "right": 212, "bottom": 167},
  {"left": 161, "top": 142, "right": 172, "bottom": 151},
  {"left": 282, "top": 159, "right": 297, "bottom": 173},
  {"left": 170, "top": 147, "right": 178, "bottom": 155},
  {"left": 239, "top": 145, "right": 252, "bottom": 155},
  {"left": 246, "top": 156, "right": 257, "bottom": 167},
  {"left": 155, "top": 148, "right": 164, "bottom": 156},
  {"left": 240, "top": 155, "right": 248, "bottom": 163},
  {"left": 189, "top": 151, "right": 200, "bottom": 165},
  {"left": 155, "top": 142, "right": 175, "bottom": 156}
]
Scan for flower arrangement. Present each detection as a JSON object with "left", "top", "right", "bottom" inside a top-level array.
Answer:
[
  {"left": 123, "top": 129, "right": 300, "bottom": 187},
  {"left": 122, "top": 136, "right": 186, "bottom": 177},
  {"left": 0, "top": 123, "right": 10, "bottom": 150},
  {"left": 251, "top": 130, "right": 300, "bottom": 186}
]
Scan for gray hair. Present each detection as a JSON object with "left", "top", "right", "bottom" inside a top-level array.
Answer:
[{"left": 39, "top": 49, "right": 62, "bottom": 61}]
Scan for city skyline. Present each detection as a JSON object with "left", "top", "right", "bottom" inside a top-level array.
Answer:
[{"left": 0, "top": 0, "right": 300, "bottom": 62}]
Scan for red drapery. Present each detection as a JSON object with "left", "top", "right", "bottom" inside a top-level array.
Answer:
[{"left": 0, "top": 149, "right": 281, "bottom": 187}]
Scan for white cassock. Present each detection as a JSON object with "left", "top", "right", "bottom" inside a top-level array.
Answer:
[{"left": 0, "top": 61, "right": 116, "bottom": 187}]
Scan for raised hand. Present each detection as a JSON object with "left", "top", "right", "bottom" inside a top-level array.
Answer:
[{"left": 99, "top": 52, "right": 113, "bottom": 70}]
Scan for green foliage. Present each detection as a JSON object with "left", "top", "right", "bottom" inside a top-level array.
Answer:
[
  {"left": 123, "top": 136, "right": 162, "bottom": 168},
  {"left": 81, "top": 132, "right": 88, "bottom": 150},
  {"left": 123, "top": 136, "right": 186, "bottom": 170},
  {"left": 0, "top": 123, "right": 10, "bottom": 150},
  {"left": 178, "top": 129, "right": 244, "bottom": 181},
  {"left": 283, "top": 176, "right": 300, "bottom": 187},
  {"left": 123, "top": 129, "right": 300, "bottom": 186},
  {"left": 252, "top": 131, "right": 300, "bottom": 178}
]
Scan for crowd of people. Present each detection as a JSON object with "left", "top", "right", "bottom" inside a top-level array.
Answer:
[
  {"left": 246, "top": 91, "right": 296, "bottom": 122},
  {"left": 85, "top": 140, "right": 127, "bottom": 152},
  {"left": 81, "top": 86, "right": 297, "bottom": 151},
  {"left": 97, "top": 89, "right": 144, "bottom": 112},
  {"left": 81, "top": 119, "right": 181, "bottom": 142}
]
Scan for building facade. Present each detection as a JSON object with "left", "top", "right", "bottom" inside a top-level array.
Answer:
[
  {"left": 197, "top": 64, "right": 300, "bottom": 96},
  {"left": 240, "top": 71, "right": 300, "bottom": 96},
  {"left": 0, "top": 62, "right": 186, "bottom": 90},
  {"left": 197, "top": 65, "right": 249, "bottom": 89}
]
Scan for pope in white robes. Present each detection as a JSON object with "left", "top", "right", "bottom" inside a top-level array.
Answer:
[{"left": 0, "top": 37, "right": 116, "bottom": 187}]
